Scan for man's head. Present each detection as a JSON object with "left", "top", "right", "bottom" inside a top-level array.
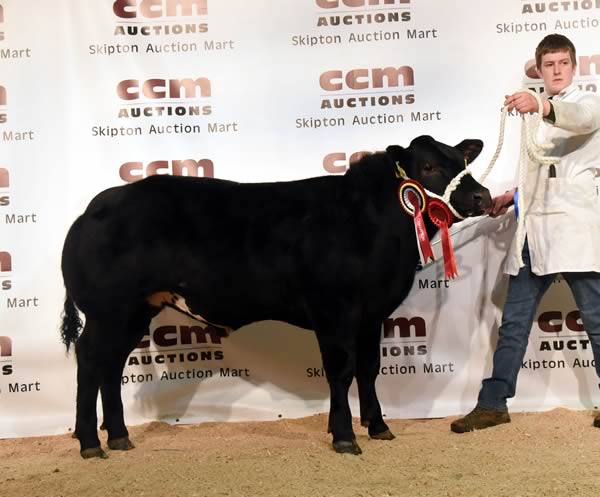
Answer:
[{"left": 535, "top": 34, "right": 576, "bottom": 96}]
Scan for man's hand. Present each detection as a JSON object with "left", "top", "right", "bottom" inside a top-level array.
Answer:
[
  {"left": 504, "top": 91, "right": 550, "bottom": 116},
  {"left": 488, "top": 189, "right": 516, "bottom": 218}
]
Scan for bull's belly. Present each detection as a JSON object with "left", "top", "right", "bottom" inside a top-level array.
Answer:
[
  {"left": 147, "top": 291, "right": 235, "bottom": 334},
  {"left": 147, "top": 291, "right": 313, "bottom": 333}
]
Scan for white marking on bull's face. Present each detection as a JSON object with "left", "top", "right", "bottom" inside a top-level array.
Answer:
[{"left": 147, "top": 291, "right": 232, "bottom": 335}]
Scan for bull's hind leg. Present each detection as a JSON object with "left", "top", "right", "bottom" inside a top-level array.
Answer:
[
  {"left": 100, "top": 306, "right": 156, "bottom": 453},
  {"left": 356, "top": 325, "right": 395, "bottom": 441},
  {"left": 315, "top": 332, "right": 361, "bottom": 455},
  {"left": 74, "top": 319, "right": 107, "bottom": 459},
  {"left": 99, "top": 353, "right": 136, "bottom": 452}
]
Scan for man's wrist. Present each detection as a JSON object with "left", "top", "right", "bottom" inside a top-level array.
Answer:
[
  {"left": 505, "top": 189, "right": 515, "bottom": 206},
  {"left": 542, "top": 99, "right": 550, "bottom": 116}
]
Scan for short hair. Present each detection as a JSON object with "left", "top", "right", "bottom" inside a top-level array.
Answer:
[{"left": 535, "top": 34, "right": 577, "bottom": 68}]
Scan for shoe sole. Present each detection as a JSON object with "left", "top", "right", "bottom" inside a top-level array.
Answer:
[
  {"left": 450, "top": 418, "right": 510, "bottom": 434},
  {"left": 450, "top": 423, "right": 474, "bottom": 434}
]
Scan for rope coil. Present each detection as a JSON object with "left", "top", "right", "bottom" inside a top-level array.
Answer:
[
  {"left": 494, "top": 90, "right": 559, "bottom": 267},
  {"left": 438, "top": 89, "right": 559, "bottom": 267}
]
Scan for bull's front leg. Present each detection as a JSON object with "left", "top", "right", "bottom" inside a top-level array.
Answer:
[
  {"left": 356, "top": 324, "right": 395, "bottom": 441},
  {"left": 316, "top": 333, "right": 361, "bottom": 455}
]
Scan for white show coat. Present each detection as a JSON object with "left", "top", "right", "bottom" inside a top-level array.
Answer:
[{"left": 504, "top": 83, "right": 600, "bottom": 276}]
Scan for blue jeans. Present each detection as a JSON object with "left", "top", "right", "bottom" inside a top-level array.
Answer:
[{"left": 477, "top": 239, "right": 600, "bottom": 411}]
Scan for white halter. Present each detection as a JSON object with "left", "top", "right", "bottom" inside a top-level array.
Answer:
[{"left": 396, "top": 160, "right": 472, "bottom": 220}]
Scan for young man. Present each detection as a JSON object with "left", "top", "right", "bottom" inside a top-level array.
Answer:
[{"left": 451, "top": 33, "right": 600, "bottom": 433}]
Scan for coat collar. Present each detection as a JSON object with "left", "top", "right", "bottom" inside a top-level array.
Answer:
[{"left": 544, "top": 82, "right": 578, "bottom": 101}]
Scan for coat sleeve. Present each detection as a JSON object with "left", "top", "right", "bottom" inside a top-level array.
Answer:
[{"left": 552, "top": 94, "right": 600, "bottom": 134}]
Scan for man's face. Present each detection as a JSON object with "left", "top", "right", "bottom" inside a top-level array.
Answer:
[{"left": 537, "top": 50, "right": 576, "bottom": 95}]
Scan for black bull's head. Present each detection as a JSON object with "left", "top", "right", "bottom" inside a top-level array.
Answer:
[{"left": 387, "top": 135, "right": 492, "bottom": 217}]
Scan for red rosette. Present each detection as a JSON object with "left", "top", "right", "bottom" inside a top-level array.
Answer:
[
  {"left": 398, "top": 180, "right": 434, "bottom": 264},
  {"left": 427, "top": 198, "right": 457, "bottom": 279},
  {"left": 427, "top": 198, "right": 454, "bottom": 229}
]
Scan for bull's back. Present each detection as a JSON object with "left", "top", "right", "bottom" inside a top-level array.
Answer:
[
  {"left": 119, "top": 174, "right": 345, "bottom": 235},
  {"left": 62, "top": 174, "right": 356, "bottom": 320}
]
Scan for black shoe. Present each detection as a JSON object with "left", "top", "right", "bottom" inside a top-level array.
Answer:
[
  {"left": 593, "top": 412, "right": 600, "bottom": 428},
  {"left": 450, "top": 407, "right": 511, "bottom": 433}
]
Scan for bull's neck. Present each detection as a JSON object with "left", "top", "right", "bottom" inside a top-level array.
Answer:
[{"left": 343, "top": 157, "right": 444, "bottom": 239}]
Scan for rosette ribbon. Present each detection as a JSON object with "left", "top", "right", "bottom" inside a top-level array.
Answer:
[
  {"left": 398, "top": 180, "right": 434, "bottom": 265},
  {"left": 427, "top": 198, "right": 457, "bottom": 279}
]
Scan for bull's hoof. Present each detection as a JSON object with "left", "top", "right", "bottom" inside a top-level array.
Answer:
[
  {"left": 370, "top": 429, "right": 396, "bottom": 441},
  {"left": 333, "top": 439, "right": 362, "bottom": 455},
  {"left": 80, "top": 447, "right": 108, "bottom": 459},
  {"left": 108, "top": 437, "right": 135, "bottom": 451}
]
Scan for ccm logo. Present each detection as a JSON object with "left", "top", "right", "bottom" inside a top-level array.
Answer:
[
  {"left": 525, "top": 55, "right": 600, "bottom": 79},
  {"left": 113, "top": 0, "right": 207, "bottom": 18},
  {"left": 0, "top": 336, "right": 12, "bottom": 357},
  {"left": 538, "top": 310, "right": 584, "bottom": 333},
  {"left": 120, "top": 159, "right": 214, "bottom": 182},
  {"left": 320, "top": 67, "right": 414, "bottom": 91},
  {"left": 138, "top": 325, "right": 224, "bottom": 348},
  {"left": 323, "top": 152, "right": 370, "bottom": 173},
  {"left": 0, "top": 85, "right": 6, "bottom": 123},
  {"left": 316, "top": 0, "right": 409, "bottom": 7},
  {"left": 117, "top": 78, "right": 211, "bottom": 100},
  {"left": 0, "top": 336, "right": 12, "bottom": 374},
  {"left": 0, "top": 251, "right": 11, "bottom": 272},
  {"left": 382, "top": 316, "right": 426, "bottom": 339},
  {"left": 0, "top": 167, "right": 9, "bottom": 207},
  {"left": 0, "top": 168, "right": 8, "bottom": 188}
]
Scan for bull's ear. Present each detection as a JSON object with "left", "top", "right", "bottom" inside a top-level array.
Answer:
[
  {"left": 385, "top": 145, "right": 410, "bottom": 163},
  {"left": 455, "top": 139, "right": 483, "bottom": 164}
]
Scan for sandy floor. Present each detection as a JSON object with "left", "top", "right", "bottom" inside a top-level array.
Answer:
[{"left": 1, "top": 409, "right": 600, "bottom": 497}]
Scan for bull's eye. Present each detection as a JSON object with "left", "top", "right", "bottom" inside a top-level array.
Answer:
[{"left": 423, "top": 163, "right": 433, "bottom": 172}]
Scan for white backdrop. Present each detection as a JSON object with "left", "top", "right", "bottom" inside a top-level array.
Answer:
[{"left": 1, "top": 0, "right": 600, "bottom": 439}]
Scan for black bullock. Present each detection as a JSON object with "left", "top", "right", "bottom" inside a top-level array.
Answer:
[{"left": 60, "top": 135, "right": 491, "bottom": 458}]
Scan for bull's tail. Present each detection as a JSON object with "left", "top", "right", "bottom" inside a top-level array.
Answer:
[{"left": 60, "top": 293, "right": 83, "bottom": 353}]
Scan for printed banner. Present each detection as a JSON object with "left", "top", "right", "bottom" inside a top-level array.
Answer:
[{"left": 1, "top": 0, "right": 600, "bottom": 439}]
